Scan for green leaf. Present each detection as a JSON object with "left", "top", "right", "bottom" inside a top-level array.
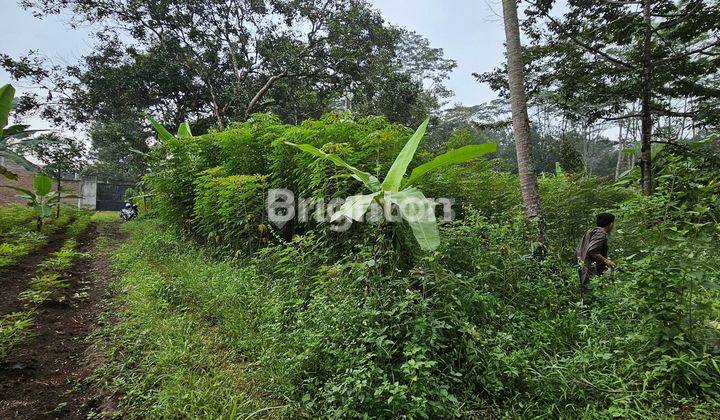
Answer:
[
  {"left": 404, "top": 142, "right": 496, "bottom": 187},
  {"left": 381, "top": 118, "right": 429, "bottom": 192},
  {"left": 2, "top": 124, "right": 30, "bottom": 138},
  {"left": 129, "top": 148, "right": 151, "bottom": 158},
  {"left": 177, "top": 122, "right": 192, "bottom": 138},
  {"left": 330, "top": 192, "right": 380, "bottom": 223},
  {"left": 0, "top": 184, "right": 35, "bottom": 197},
  {"left": 143, "top": 112, "right": 174, "bottom": 142},
  {"left": 33, "top": 175, "right": 53, "bottom": 196},
  {"left": 14, "top": 193, "right": 34, "bottom": 201},
  {"left": 34, "top": 203, "right": 52, "bottom": 217},
  {"left": 0, "top": 84, "right": 16, "bottom": 137},
  {"left": 4, "top": 129, "right": 47, "bottom": 141},
  {"left": 285, "top": 142, "right": 380, "bottom": 191},
  {"left": 0, "top": 165, "right": 18, "bottom": 180},
  {"left": 0, "top": 149, "right": 38, "bottom": 171},
  {"left": 385, "top": 187, "right": 439, "bottom": 251}
]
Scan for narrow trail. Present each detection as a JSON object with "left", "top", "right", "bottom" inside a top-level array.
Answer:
[{"left": 0, "top": 220, "right": 126, "bottom": 419}]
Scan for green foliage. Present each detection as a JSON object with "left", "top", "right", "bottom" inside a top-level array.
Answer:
[
  {"left": 0, "top": 204, "right": 79, "bottom": 270},
  {"left": 127, "top": 107, "right": 720, "bottom": 418},
  {"left": 1, "top": 174, "right": 66, "bottom": 231},
  {"left": 0, "top": 210, "right": 91, "bottom": 361},
  {"left": 0, "top": 204, "right": 35, "bottom": 237},
  {"left": 108, "top": 196, "right": 720, "bottom": 417},
  {"left": 0, "top": 312, "right": 34, "bottom": 360},
  {"left": 192, "top": 168, "right": 267, "bottom": 253},
  {"left": 65, "top": 212, "right": 93, "bottom": 238},
  {"left": 19, "top": 274, "right": 67, "bottom": 307},
  {"left": 0, "top": 83, "right": 46, "bottom": 179},
  {"left": 144, "top": 113, "right": 192, "bottom": 142},
  {"left": 287, "top": 117, "right": 496, "bottom": 251},
  {"left": 37, "top": 239, "right": 89, "bottom": 274},
  {"left": 0, "top": 234, "right": 45, "bottom": 270},
  {"left": 146, "top": 112, "right": 411, "bottom": 241},
  {"left": 652, "top": 135, "right": 720, "bottom": 223},
  {"left": 557, "top": 136, "right": 585, "bottom": 174},
  {"left": 539, "top": 173, "right": 635, "bottom": 259}
]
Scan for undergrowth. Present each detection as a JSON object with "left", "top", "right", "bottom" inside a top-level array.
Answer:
[{"left": 99, "top": 119, "right": 720, "bottom": 418}]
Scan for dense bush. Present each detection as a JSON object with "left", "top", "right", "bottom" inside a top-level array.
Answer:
[
  {"left": 193, "top": 167, "right": 268, "bottom": 252},
  {"left": 146, "top": 112, "right": 417, "bottom": 250}
]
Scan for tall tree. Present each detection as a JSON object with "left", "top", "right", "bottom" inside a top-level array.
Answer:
[
  {"left": 515, "top": 0, "right": 720, "bottom": 194},
  {"left": 501, "top": 0, "right": 547, "bottom": 251},
  {"left": 4, "top": 1, "right": 455, "bottom": 179}
]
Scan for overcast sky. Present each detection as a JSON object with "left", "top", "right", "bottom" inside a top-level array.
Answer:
[{"left": 1, "top": 0, "right": 511, "bottom": 129}]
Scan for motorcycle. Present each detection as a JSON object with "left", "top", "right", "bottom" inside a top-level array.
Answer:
[{"left": 120, "top": 202, "right": 139, "bottom": 221}]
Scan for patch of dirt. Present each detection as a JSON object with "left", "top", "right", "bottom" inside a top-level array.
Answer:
[
  {"left": 0, "top": 221, "right": 127, "bottom": 419},
  {"left": 0, "top": 229, "right": 69, "bottom": 314}
]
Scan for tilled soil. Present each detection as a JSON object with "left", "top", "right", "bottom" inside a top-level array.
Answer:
[
  {"left": 0, "top": 229, "right": 69, "bottom": 314},
  {"left": 0, "top": 221, "right": 126, "bottom": 419}
]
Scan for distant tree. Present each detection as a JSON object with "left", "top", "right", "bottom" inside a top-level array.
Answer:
[
  {"left": 487, "top": 0, "right": 720, "bottom": 194},
  {"left": 86, "top": 118, "right": 150, "bottom": 180},
  {"left": 4, "top": 0, "right": 455, "bottom": 179},
  {"left": 557, "top": 136, "right": 585, "bottom": 174},
  {"left": 501, "top": 0, "right": 547, "bottom": 252},
  {"left": 19, "top": 134, "right": 86, "bottom": 217}
]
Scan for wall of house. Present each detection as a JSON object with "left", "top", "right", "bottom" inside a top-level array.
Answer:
[{"left": 0, "top": 158, "right": 84, "bottom": 207}]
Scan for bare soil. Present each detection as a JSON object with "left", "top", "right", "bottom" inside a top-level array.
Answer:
[{"left": 0, "top": 221, "right": 126, "bottom": 419}]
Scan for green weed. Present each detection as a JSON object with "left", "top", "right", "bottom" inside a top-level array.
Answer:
[{"left": 0, "top": 312, "right": 34, "bottom": 360}]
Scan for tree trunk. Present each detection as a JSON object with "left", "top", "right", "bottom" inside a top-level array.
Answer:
[
  {"left": 501, "top": 0, "right": 547, "bottom": 252},
  {"left": 205, "top": 82, "right": 225, "bottom": 130},
  {"left": 56, "top": 176, "right": 62, "bottom": 218},
  {"left": 245, "top": 71, "right": 288, "bottom": 117},
  {"left": 640, "top": 0, "right": 654, "bottom": 195},
  {"left": 36, "top": 216, "right": 42, "bottom": 232},
  {"left": 615, "top": 120, "right": 625, "bottom": 180}
]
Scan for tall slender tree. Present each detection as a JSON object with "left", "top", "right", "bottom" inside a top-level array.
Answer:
[
  {"left": 18, "top": 134, "right": 86, "bottom": 217},
  {"left": 501, "top": 0, "right": 547, "bottom": 252},
  {"left": 517, "top": 0, "right": 719, "bottom": 195}
]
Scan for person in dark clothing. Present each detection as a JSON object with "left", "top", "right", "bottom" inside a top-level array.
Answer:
[{"left": 576, "top": 213, "right": 616, "bottom": 300}]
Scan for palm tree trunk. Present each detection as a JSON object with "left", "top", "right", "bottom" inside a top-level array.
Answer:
[{"left": 501, "top": 0, "right": 547, "bottom": 252}]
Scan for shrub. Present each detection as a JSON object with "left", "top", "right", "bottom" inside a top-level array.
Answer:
[{"left": 192, "top": 168, "right": 267, "bottom": 253}]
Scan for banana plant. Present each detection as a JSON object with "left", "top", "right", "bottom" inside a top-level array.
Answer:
[
  {"left": 286, "top": 118, "right": 496, "bottom": 251},
  {"left": 0, "top": 174, "right": 78, "bottom": 231},
  {"left": 143, "top": 112, "right": 193, "bottom": 141},
  {"left": 1, "top": 84, "right": 49, "bottom": 180}
]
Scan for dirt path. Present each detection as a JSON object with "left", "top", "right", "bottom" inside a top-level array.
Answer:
[
  {"left": 0, "top": 221, "right": 126, "bottom": 419},
  {"left": 0, "top": 229, "right": 69, "bottom": 314}
]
